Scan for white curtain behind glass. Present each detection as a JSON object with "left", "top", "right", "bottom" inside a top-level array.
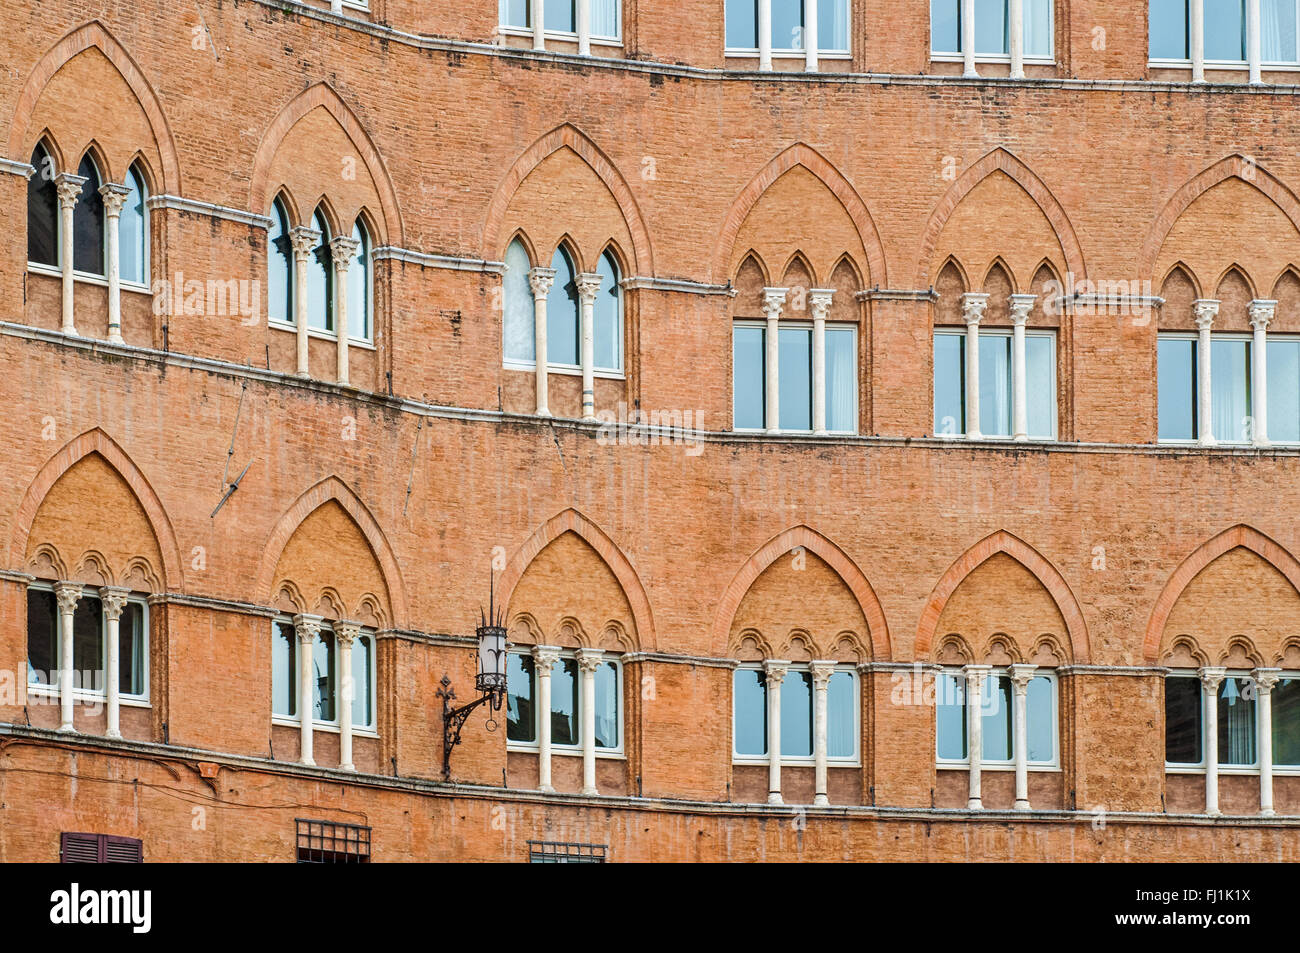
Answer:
[
  {"left": 1262, "top": 0, "right": 1298, "bottom": 61},
  {"left": 979, "top": 334, "right": 1012, "bottom": 436},
  {"left": 503, "top": 240, "right": 535, "bottom": 363},
  {"left": 826, "top": 327, "right": 855, "bottom": 431},
  {"left": 1211, "top": 339, "right": 1251, "bottom": 442},
  {"left": 1220, "top": 678, "right": 1257, "bottom": 765},
  {"left": 827, "top": 672, "right": 855, "bottom": 758},
  {"left": 1024, "top": 0, "right": 1052, "bottom": 56},
  {"left": 592, "top": 0, "right": 619, "bottom": 38},
  {"left": 820, "top": 0, "right": 850, "bottom": 51}
]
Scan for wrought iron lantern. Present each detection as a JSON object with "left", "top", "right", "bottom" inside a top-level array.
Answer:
[{"left": 438, "top": 576, "right": 509, "bottom": 780}]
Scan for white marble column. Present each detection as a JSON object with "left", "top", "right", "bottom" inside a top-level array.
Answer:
[
  {"left": 964, "top": 664, "right": 990, "bottom": 809},
  {"left": 1200, "top": 666, "right": 1226, "bottom": 816},
  {"left": 1248, "top": 0, "right": 1263, "bottom": 84},
  {"left": 532, "top": 645, "right": 561, "bottom": 792},
  {"left": 533, "top": 0, "right": 546, "bottom": 50},
  {"left": 1009, "top": 0, "right": 1025, "bottom": 78},
  {"left": 289, "top": 226, "right": 320, "bottom": 378},
  {"left": 762, "top": 288, "right": 787, "bottom": 433},
  {"left": 577, "top": 272, "right": 602, "bottom": 420},
  {"left": 810, "top": 290, "right": 834, "bottom": 434},
  {"left": 100, "top": 183, "right": 131, "bottom": 344},
  {"left": 1195, "top": 300, "right": 1219, "bottom": 446},
  {"left": 1250, "top": 300, "right": 1275, "bottom": 446},
  {"left": 1192, "top": 0, "right": 1206, "bottom": 82},
  {"left": 805, "top": 0, "right": 819, "bottom": 72},
  {"left": 330, "top": 235, "right": 360, "bottom": 387},
  {"left": 331, "top": 0, "right": 343, "bottom": 13},
  {"left": 530, "top": 268, "right": 555, "bottom": 416},
  {"left": 577, "top": 0, "right": 591, "bottom": 54},
  {"left": 962, "top": 0, "right": 977, "bottom": 77},
  {"left": 294, "top": 614, "right": 322, "bottom": 766},
  {"left": 54, "top": 173, "right": 87, "bottom": 336},
  {"left": 764, "top": 659, "right": 789, "bottom": 804},
  {"left": 336, "top": 621, "right": 360, "bottom": 772},
  {"left": 100, "top": 587, "right": 129, "bottom": 739},
  {"left": 1010, "top": 294, "right": 1035, "bottom": 441},
  {"left": 963, "top": 294, "right": 988, "bottom": 439},
  {"left": 1008, "top": 663, "right": 1037, "bottom": 811},
  {"left": 577, "top": 648, "right": 604, "bottom": 795},
  {"left": 1254, "top": 668, "right": 1281, "bottom": 816},
  {"left": 810, "top": 660, "right": 836, "bottom": 806},
  {"left": 758, "top": 0, "right": 773, "bottom": 71},
  {"left": 54, "top": 582, "right": 82, "bottom": 732}
]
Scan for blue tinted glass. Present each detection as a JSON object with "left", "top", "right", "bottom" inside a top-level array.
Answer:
[
  {"left": 979, "top": 332, "right": 1012, "bottom": 436},
  {"left": 504, "top": 0, "right": 530, "bottom": 29},
  {"left": 594, "top": 661, "right": 619, "bottom": 748},
  {"left": 545, "top": 0, "right": 576, "bottom": 32},
  {"left": 932, "top": 0, "right": 961, "bottom": 52},
  {"left": 1204, "top": 0, "right": 1246, "bottom": 60},
  {"left": 819, "top": 0, "right": 850, "bottom": 51},
  {"left": 1150, "top": 0, "right": 1190, "bottom": 58},
  {"left": 507, "top": 652, "right": 536, "bottom": 742},
  {"left": 1269, "top": 338, "right": 1300, "bottom": 442},
  {"left": 974, "top": 0, "right": 1009, "bottom": 54},
  {"left": 547, "top": 247, "right": 580, "bottom": 366},
  {"left": 936, "top": 673, "right": 967, "bottom": 760},
  {"left": 551, "top": 657, "right": 579, "bottom": 746},
  {"left": 934, "top": 333, "right": 965, "bottom": 435},
  {"left": 772, "top": 0, "right": 806, "bottom": 50},
  {"left": 1158, "top": 337, "right": 1196, "bottom": 440},
  {"left": 778, "top": 326, "right": 812, "bottom": 431},
  {"left": 981, "top": 674, "right": 1013, "bottom": 761},
  {"left": 727, "top": 0, "right": 760, "bottom": 47},
  {"left": 1026, "top": 676, "right": 1054, "bottom": 762},
  {"left": 734, "top": 669, "right": 767, "bottom": 756},
  {"left": 781, "top": 670, "right": 813, "bottom": 757},
  {"left": 1026, "top": 334, "right": 1056, "bottom": 438},
  {"left": 827, "top": 671, "right": 855, "bottom": 757},
  {"left": 825, "top": 327, "right": 856, "bottom": 432},
  {"left": 734, "top": 326, "right": 766, "bottom": 429},
  {"left": 1263, "top": 0, "right": 1298, "bottom": 61}
]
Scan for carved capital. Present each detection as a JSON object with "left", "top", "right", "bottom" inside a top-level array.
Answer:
[
  {"left": 1009, "top": 294, "right": 1037, "bottom": 326},
  {"left": 575, "top": 648, "right": 605, "bottom": 674},
  {"left": 289, "top": 226, "right": 321, "bottom": 259},
  {"left": 329, "top": 235, "right": 361, "bottom": 269},
  {"left": 53, "top": 581, "right": 83, "bottom": 615},
  {"left": 528, "top": 267, "right": 556, "bottom": 298},
  {"left": 1249, "top": 299, "right": 1277, "bottom": 331},
  {"left": 54, "top": 172, "right": 88, "bottom": 209},
  {"left": 99, "top": 586, "right": 131, "bottom": 622},
  {"left": 99, "top": 182, "right": 131, "bottom": 218},
  {"left": 962, "top": 293, "right": 989, "bottom": 326},
  {"left": 809, "top": 659, "right": 837, "bottom": 690},
  {"left": 809, "top": 289, "right": 835, "bottom": 321},
  {"left": 1198, "top": 666, "right": 1227, "bottom": 692},
  {"left": 762, "top": 658, "right": 791, "bottom": 684},
  {"left": 293, "top": 613, "right": 324, "bottom": 644},
  {"left": 961, "top": 663, "right": 992, "bottom": 691},
  {"left": 1007, "top": 663, "right": 1038, "bottom": 691},
  {"left": 531, "top": 644, "right": 562, "bottom": 672},
  {"left": 761, "top": 287, "right": 788, "bottom": 320},
  {"left": 1193, "top": 299, "right": 1219, "bottom": 330},
  {"left": 334, "top": 621, "right": 362, "bottom": 647},
  {"left": 576, "top": 272, "right": 603, "bottom": 303},
  {"left": 1252, "top": 667, "right": 1283, "bottom": 693}
]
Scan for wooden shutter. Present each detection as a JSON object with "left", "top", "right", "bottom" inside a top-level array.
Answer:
[{"left": 60, "top": 832, "right": 143, "bottom": 863}]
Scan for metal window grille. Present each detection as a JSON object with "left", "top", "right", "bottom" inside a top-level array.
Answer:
[
  {"left": 295, "top": 818, "right": 371, "bottom": 864},
  {"left": 526, "top": 840, "right": 607, "bottom": 863},
  {"left": 60, "top": 832, "right": 143, "bottom": 863}
]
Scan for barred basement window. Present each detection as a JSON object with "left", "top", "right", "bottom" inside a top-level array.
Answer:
[
  {"left": 527, "top": 840, "right": 607, "bottom": 863},
  {"left": 295, "top": 819, "right": 371, "bottom": 863},
  {"left": 60, "top": 832, "right": 143, "bottom": 863}
]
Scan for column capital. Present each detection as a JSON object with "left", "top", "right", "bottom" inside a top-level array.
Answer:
[
  {"left": 292, "top": 613, "right": 323, "bottom": 643},
  {"left": 1193, "top": 298, "right": 1220, "bottom": 329},
  {"left": 528, "top": 267, "right": 556, "bottom": 298},
  {"left": 328, "top": 234, "right": 360, "bottom": 268},
  {"left": 53, "top": 581, "right": 83, "bottom": 614},
  {"left": 53, "top": 172, "right": 88, "bottom": 207},
  {"left": 575, "top": 647, "right": 605, "bottom": 673},
  {"left": 1198, "top": 666, "right": 1228, "bottom": 690},
  {"left": 962, "top": 293, "right": 989, "bottom": 326},
  {"left": 99, "top": 182, "right": 131, "bottom": 217},
  {"left": 99, "top": 586, "right": 131, "bottom": 621},
  {"left": 809, "top": 289, "right": 835, "bottom": 320},
  {"left": 1009, "top": 294, "right": 1036, "bottom": 325},
  {"left": 334, "top": 621, "right": 362, "bottom": 646},
  {"left": 576, "top": 272, "right": 603, "bottom": 303},
  {"left": 1007, "top": 663, "right": 1038, "bottom": 690},
  {"left": 289, "top": 226, "right": 321, "bottom": 258},
  {"left": 762, "top": 287, "right": 788, "bottom": 319},
  {"left": 1253, "top": 667, "right": 1283, "bottom": 692},
  {"left": 961, "top": 663, "right": 992, "bottom": 688},
  {"left": 531, "top": 644, "right": 562, "bottom": 670},
  {"left": 1249, "top": 299, "right": 1277, "bottom": 330},
  {"left": 809, "top": 659, "right": 837, "bottom": 689},
  {"left": 762, "top": 658, "right": 791, "bottom": 683}
]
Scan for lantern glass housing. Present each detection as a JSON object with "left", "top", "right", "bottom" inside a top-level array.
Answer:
[{"left": 476, "top": 624, "right": 508, "bottom": 695}]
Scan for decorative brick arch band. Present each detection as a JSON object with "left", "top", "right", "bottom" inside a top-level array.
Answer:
[
  {"left": 7, "top": 20, "right": 181, "bottom": 193},
  {"left": 255, "top": 476, "right": 409, "bottom": 627},
  {"left": 1138, "top": 155, "right": 1300, "bottom": 282},
  {"left": 249, "top": 82, "right": 404, "bottom": 245},
  {"left": 10, "top": 428, "right": 184, "bottom": 591},
  {"left": 1143, "top": 524, "right": 1300, "bottom": 663},
  {"left": 915, "top": 530, "right": 1090, "bottom": 663},
  {"left": 483, "top": 123, "right": 654, "bottom": 274},
  {"left": 497, "top": 508, "right": 656, "bottom": 652},
  {"left": 711, "top": 142, "right": 888, "bottom": 286},
  {"left": 709, "top": 525, "right": 891, "bottom": 660},
  {"left": 914, "top": 147, "right": 1085, "bottom": 289}
]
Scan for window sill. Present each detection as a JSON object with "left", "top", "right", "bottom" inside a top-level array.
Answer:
[
  {"left": 724, "top": 49, "right": 853, "bottom": 60},
  {"left": 930, "top": 53, "right": 1056, "bottom": 65},
  {"left": 731, "top": 428, "right": 860, "bottom": 437},
  {"left": 936, "top": 762, "right": 1061, "bottom": 772},
  {"left": 502, "top": 361, "right": 626, "bottom": 381},
  {"left": 272, "top": 717, "right": 379, "bottom": 738},
  {"left": 498, "top": 27, "right": 623, "bottom": 47},
  {"left": 1165, "top": 765, "right": 1299, "bottom": 775},
  {"left": 507, "top": 743, "right": 626, "bottom": 760},
  {"left": 26, "top": 685, "right": 151, "bottom": 707},
  {"left": 27, "top": 263, "right": 151, "bottom": 294},
  {"left": 268, "top": 319, "right": 376, "bottom": 350},
  {"left": 733, "top": 758, "right": 861, "bottom": 768}
]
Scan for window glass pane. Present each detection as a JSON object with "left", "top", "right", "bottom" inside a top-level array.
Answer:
[
  {"left": 936, "top": 673, "right": 967, "bottom": 760},
  {"left": 72, "top": 595, "right": 104, "bottom": 692},
  {"left": 503, "top": 240, "right": 535, "bottom": 363},
  {"left": 273, "top": 621, "right": 296, "bottom": 717},
  {"left": 348, "top": 223, "right": 369, "bottom": 340},
  {"left": 974, "top": 0, "right": 1009, "bottom": 54},
  {"left": 547, "top": 247, "right": 580, "bottom": 366},
  {"left": 503, "top": 0, "right": 530, "bottom": 29},
  {"left": 120, "top": 168, "right": 146, "bottom": 286},
  {"left": 1165, "top": 676, "right": 1202, "bottom": 764},
  {"left": 1158, "top": 337, "right": 1197, "bottom": 440},
  {"left": 979, "top": 332, "right": 1012, "bottom": 436},
  {"left": 827, "top": 671, "right": 855, "bottom": 758},
  {"left": 1024, "top": 0, "right": 1052, "bottom": 55},
  {"left": 1026, "top": 334, "right": 1056, "bottom": 438},
  {"left": 308, "top": 212, "right": 333, "bottom": 332},
  {"left": 779, "top": 326, "right": 812, "bottom": 431},
  {"left": 1218, "top": 676, "right": 1257, "bottom": 765},
  {"left": 595, "top": 250, "right": 621, "bottom": 371},
  {"left": 727, "top": 0, "right": 760, "bottom": 47},
  {"left": 734, "top": 669, "right": 767, "bottom": 756},
  {"left": 74, "top": 156, "right": 105, "bottom": 276},
  {"left": 1211, "top": 338, "right": 1251, "bottom": 443},
  {"left": 1150, "top": 0, "right": 1190, "bottom": 58},
  {"left": 1026, "top": 675, "right": 1054, "bottom": 762},
  {"left": 1205, "top": 0, "right": 1246, "bottom": 59},
  {"left": 734, "top": 325, "right": 766, "bottom": 429},
  {"left": 26, "top": 588, "right": 57, "bottom": 686},
  {"left": 819, "top": 0, "right": 849, "bottom": 51},
  {"left": 544, "top": 0, "right": 576, "bottom": 32},
  {"left": 1274, "top": 678, "right": 1300, "bottom": 766},
  {"left": 982, "top": 674, "right": 1013, "bottom": 761},
  {"left": 352, "top": 635, "right": 373, "bottom": 728},
  {"left": 1263, "top": 0, "right": 1298, "bottom": 60},
  {"left": 313, "top": 631, "right": 336, "bottom": 722},
  {"left": 825, "top": 326, "right": 856, "bottom": 432},
  {"left": 120, "top": 602, "right": 145, "bottom": 697},
  {"left": 268, "top": 202, "right": 292, "bottom": 325},
  {"left": 781, "top": 670, "right": 813, "bottom": 757},
  {"left": 594, "top": 661, "right": 619, "bottom": 748},
  {"left": 551, "top": 657, "right": 580, "bottom": 746},
  {"left": 507, "top": 652, "right": 536, "bottom": 742},
  {"left": 592, "top": 0, "right": 619, "bottom": 37},
  {"left": 1268, "top": 337, "right": 1300, "bottom": 442},
  {"left": 931, "top": 0, "right": 961, "bottom": 52},
  {"left": 772, "top": 0, "right": 806, "bottom": 50},
  {"left": 934, "top": 333, "right": 965, "bottom": 435},
  {"left": 27, "top": 146, "right": 58, "bottom": 267}
]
